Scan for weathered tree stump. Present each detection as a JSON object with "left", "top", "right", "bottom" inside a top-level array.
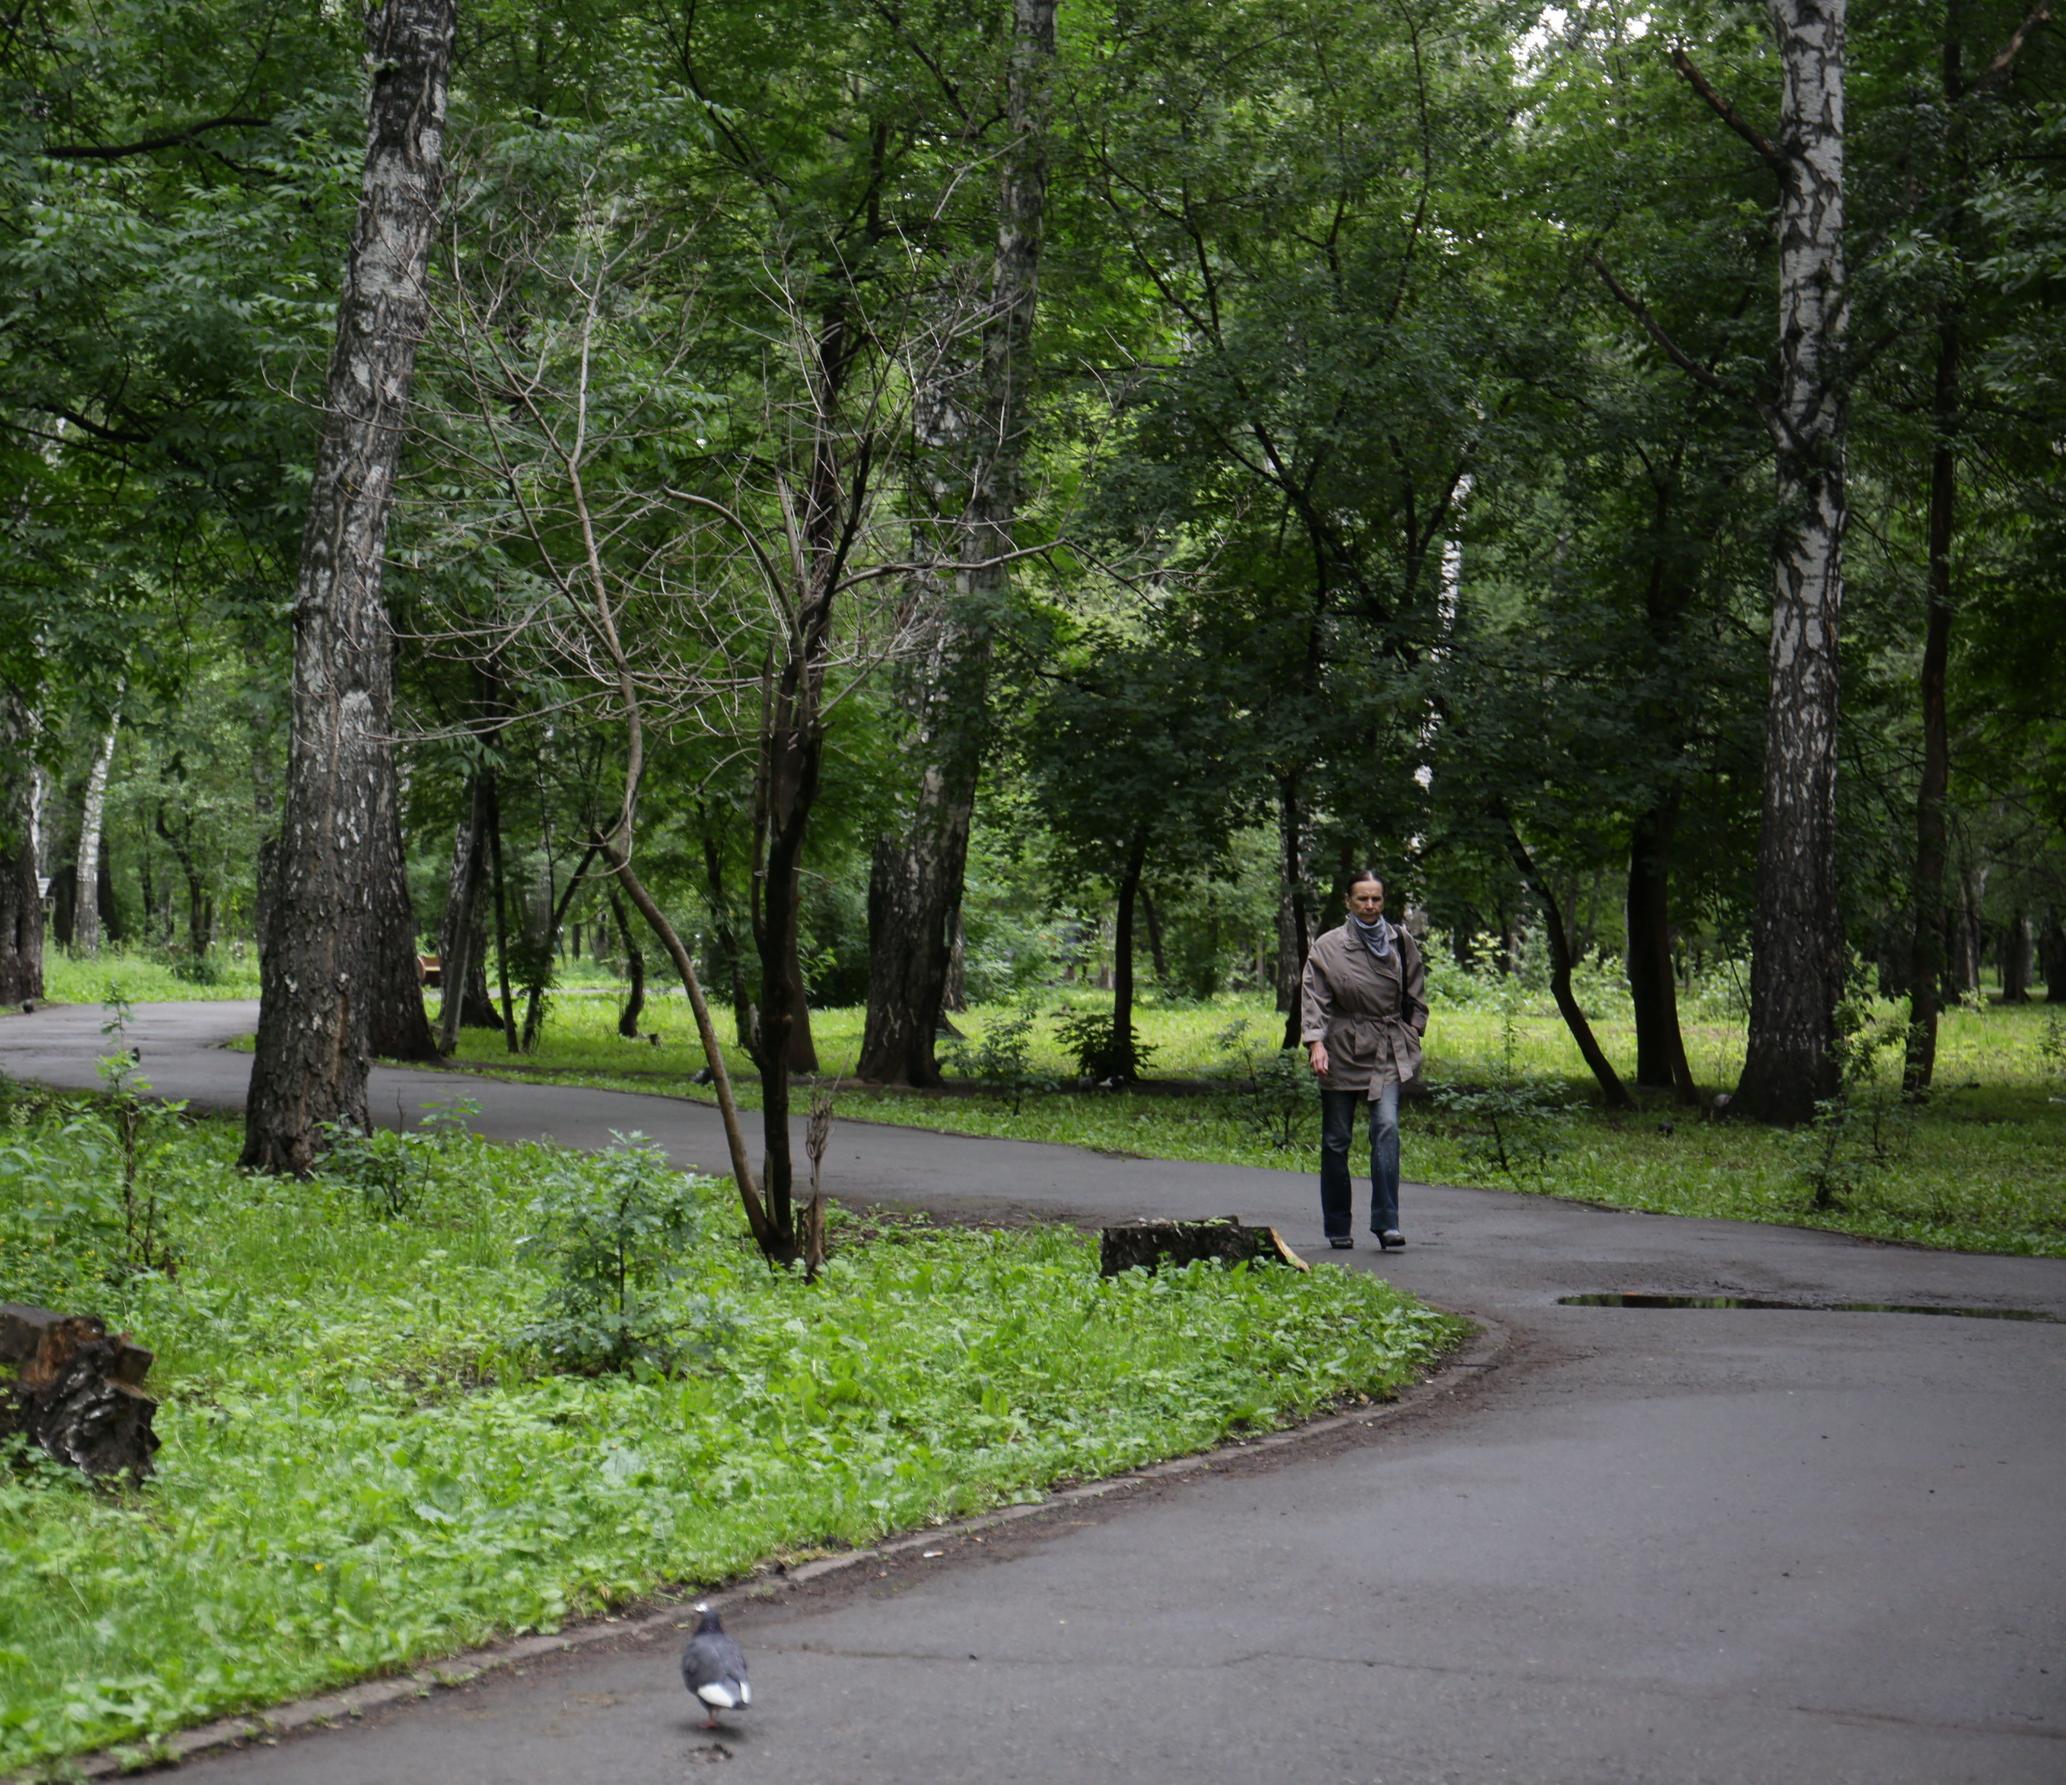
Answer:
[
  {"left": 1098, "top": 1218, "right": 1309, "bottom": 1278},
  {"left": 0, "top": 1303, "right": 159, "bottom": 1481}
]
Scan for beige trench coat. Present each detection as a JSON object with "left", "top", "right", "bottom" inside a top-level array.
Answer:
[{"left": 1299, "top": 922, "right": 1428, "bottom": 1095}]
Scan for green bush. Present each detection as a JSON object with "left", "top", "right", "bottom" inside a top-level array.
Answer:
[
  {"left": 944, "top": 1002, "right": 1055, "bottom": 1112},
  {"left": 515, "top": 1132, "right": 717, "bottom": 1375},
  {"left": 318, "top": 1098, "right": 480, "bottom": 1221},
  {"left": 1053, "top": 1007, "right": 1157, "bottom": 1081}
]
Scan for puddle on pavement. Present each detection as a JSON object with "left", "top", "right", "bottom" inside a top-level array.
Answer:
[{"left": 1558, "top": 1292, "right": 2059, "bottom": 1323}]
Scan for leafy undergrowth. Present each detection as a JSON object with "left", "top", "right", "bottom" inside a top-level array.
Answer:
[{"left": 0, "top": 1088, "right": 1460, "bottom": 1775}]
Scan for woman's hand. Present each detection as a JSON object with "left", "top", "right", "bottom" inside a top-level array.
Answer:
[{"left": 1307, "top": 1041, "right": 1329, "bottom": 1077}]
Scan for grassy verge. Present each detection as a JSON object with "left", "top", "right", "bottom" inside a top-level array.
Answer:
[
  {"left": 39, "top": 947, "right": 264, "bottom": 1004},
  {"left": 415, "top": 989, "right": 2066, "bottom": 1257},
  {"left": 0, "top": 1082, "right": 1460, "bottom": 1775}
]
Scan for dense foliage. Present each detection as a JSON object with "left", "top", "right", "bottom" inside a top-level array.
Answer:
[{"left": 4, "top": 3, "right": 2059, "bottom": 1091}]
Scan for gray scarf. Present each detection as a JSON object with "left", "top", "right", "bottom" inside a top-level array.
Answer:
[{"left": 1350, "top": 914, "right": 1395, "bottom": 961}]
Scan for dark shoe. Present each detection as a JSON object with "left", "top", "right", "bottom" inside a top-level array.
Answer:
[
  {"left": 1377, "top": 1229, "right": 1405, "bottom": 1251},
  {"left": 1328, "top": 1237, "right": 1355, "bottom": 1250}
]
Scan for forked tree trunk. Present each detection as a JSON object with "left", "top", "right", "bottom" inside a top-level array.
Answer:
[
  {"left": 859, "top": 0, "right": 1057, "bottom": 1086},
  {"left": 243, "top": 0, "right": 455, "bottom": 1172},
  {"left": 1504, "top": 814, "right": 1636, "bottom": 1111},
  {"left": 0, "top": 686, "right": 43, "bottom": 1004},
  {"left": 1735, "top": 0, "right": 1849, "bottom": 1124},
  {"left": 71, "top": 705, "right": 120, "bottom": 956},
  {"left": 436, "top": 783, "right": 503, "bottom": 1043}
]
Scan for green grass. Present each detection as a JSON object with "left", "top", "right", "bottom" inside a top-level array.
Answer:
[
  {"left": 0, "top": 1086, "right": 1459, "bottom": 1774},
  {"left": 422, "top": 984, "right": 2066, "bottom": 1257},
  {"left": 39, "top": 947, "right": 264, "bottom": 1004}
]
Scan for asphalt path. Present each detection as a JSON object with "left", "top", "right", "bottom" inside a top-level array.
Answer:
[{"left": 5, "top": 1000, "right": 2064, "bottom": 1784}]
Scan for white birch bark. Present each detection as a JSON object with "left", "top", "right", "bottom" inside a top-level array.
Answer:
[
  {"left": 71, "top": 700, "right": 121, "bottom": 956},
  {"left": 1736, "top": 0, "right": 1849, "bottom": 1122}
]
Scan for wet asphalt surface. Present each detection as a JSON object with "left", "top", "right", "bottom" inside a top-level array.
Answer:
[{"left": 3, "top": 1000, "right": 2063, "bottom": 1784}]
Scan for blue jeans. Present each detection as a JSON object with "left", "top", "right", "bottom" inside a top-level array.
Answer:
[{"left": 1319, "top": 1082, "right": 1401, "bottom": 1238}]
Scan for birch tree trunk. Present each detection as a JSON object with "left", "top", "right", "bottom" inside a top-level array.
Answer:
[
  {"left": 1734, "top": 0, "right": 1849, "bottom": 1124},
  {"left": 243, "top": 0, "right": 455, "bottom": 1172},
  {"left": 71, "top": 705, "right": 120, "bottom": 957},
  {"left": 858, "top": 0, "right": 1057, "bottom": 1086},
  {"left": 0, "top": 686, "right": 43, "bottom": 1004}
]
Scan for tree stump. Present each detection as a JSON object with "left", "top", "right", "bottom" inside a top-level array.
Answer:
[
  {"left": 1098, "top": 1218, "right": 1309, "bottom": 1278},
  {"left": 0, "top": 1304, "right": 159, "bottom": 1481}
]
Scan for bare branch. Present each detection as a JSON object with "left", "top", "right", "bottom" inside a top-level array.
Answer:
[
  {"left": 1971, "top": 3, "right": 2053, "bottom": 94},
  {"left": 1668, "top": 46, "right": 1787, "bottom": 176},
  {"left": 40, "top": 113, "right": 270, "bottom": 159},
  {"left": 1586, "top": 252, "right": 1734, "bottom": 397}
]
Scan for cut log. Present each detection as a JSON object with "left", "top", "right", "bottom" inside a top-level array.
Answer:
[
  {"left": 0, "top": 1303, "right": 159, "bottom": 1481},
  {"left": 1099, "top": 1218, "right": 1309, "bottom": 1278}
]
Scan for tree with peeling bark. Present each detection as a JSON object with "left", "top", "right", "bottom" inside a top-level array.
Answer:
[{"left": 242, "top": 0, "right": 455, "bottom": 1174}]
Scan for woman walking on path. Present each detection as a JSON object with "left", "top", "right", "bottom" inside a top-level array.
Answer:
[{"left": 1300, "top": 868, "right": 1428, "bottom": 1251}]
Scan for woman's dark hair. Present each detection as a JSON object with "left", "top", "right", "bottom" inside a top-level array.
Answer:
[{"left": 1346, "top": 866, "right": 1386, "bottom": 895}]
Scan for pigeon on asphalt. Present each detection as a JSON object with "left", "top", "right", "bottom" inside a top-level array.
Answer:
[{"left": 680, "top": 1601, "right": 750, "bottom": 1729}]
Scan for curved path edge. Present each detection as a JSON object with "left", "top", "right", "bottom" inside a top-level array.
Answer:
[{"left": 4, "top": 1000, "right": 2064, "bottom": 1785}]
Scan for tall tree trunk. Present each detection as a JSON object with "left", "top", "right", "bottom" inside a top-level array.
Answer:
[
  {"left": 96, "top": 845, "right": 122, "bottom": 945},
  {"left": 2039, "top": 912, "right": 2065, "bottom": 1003},
  {"left": 368, "top": 789, "right": 436, "bottom": 1060},
  {"left": 859, "top": 0, "right": 1057, "bottom": 1086},
  {"left": 1110, "top": 834, "right": 1147, "bottom": 1082},
  {"left": 696, "top": 801, "right": 756, "bottom": 1049},
  {"left": 436, "top": 774, "right": 494, "bottom": 1055},
  {"left": 1626, "top": 798, "right": 1698, "bottom": 1103},
  {"left": 0, "top": 687, "right": 43, "bottom": 1004},
  {"left": 1735, "top": 0, "right": 1849, "bottom": 1124},
  {"left": 1141, "top": 887, "right": 1170, "bottom": 984},
  {"left": 1905, "top": 311, "right": 1959, "bottom": 1092},
  {"left": 2000, "top": 911, "right": 2032, "bottom": 1003},
  {"left": 71, "top": 705, "right": 120, "bottom": 957},
  {"left": 242, "top": 0, "right": 455, "bottom": 1172},
  {"left": 607, "top": 885, "right": 646, "bottom": 1038},
  {"left": 520, "top": 843, "right": 598, "bottom": 1052},
  {"left": 1503, "top": 814, "right": 1636, "bottom": 1111},
  {"left": 784, "top": 924, "right": 817, "bottom": 1074},
  {"left": 1947, "top": 858, "right": 1985, "bottom": 1001},
  {"left": 1275, "top": 773, "right": 1311, "bottom": 1045},
  {"left": 485, "top": 773, "right": 517, "bottom": 1050},
  {"left": 942, "top": 904, "right": 967, "bottom": 1014},
  {"left": 153, "top": 805, "right": 211, "bottom": 962}
]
